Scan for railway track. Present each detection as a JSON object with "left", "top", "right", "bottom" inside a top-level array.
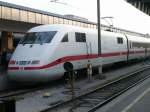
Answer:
[
  {"left": 41, "top": 65, "right": 150, "bottom": 112},
  {"left": 0, "top": 78, "right": 65, "bottom": 99},
  {"left": 0, "top": 87, "right": 40, "bottom": 98}
]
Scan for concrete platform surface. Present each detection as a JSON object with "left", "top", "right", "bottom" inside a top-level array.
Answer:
[
  {"left": 96, "top": 72, "right": 150, "bottom": 112},
  {"left": 15, "top": 62, "right": 150, "bottom": 112}
]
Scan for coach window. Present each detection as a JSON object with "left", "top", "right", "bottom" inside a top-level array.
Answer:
[
  {"left": 129, "top": 42, "right": 132, "bottom": 49},
  {"left": 75, "top": 32, "right": 86, "bottom": 42},
  {"left": 61, "top": 34, "right": 68, "bottom": 42},
  {"left": 132, "top": 42, "right": 138, "bottom": 48},
  {"left": 117, "top": 37, "right": 123, "bottom": 44},
  {"left": 147, "top": 43, "right": 150, "bottom": 48}
]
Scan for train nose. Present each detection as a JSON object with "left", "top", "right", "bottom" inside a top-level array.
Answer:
[{"left": 7, "top": 60, "right": 42, "bottom": 82}]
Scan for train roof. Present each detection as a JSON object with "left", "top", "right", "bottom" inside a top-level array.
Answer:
[
  {"left": 28, "top": 24, "right": 150, "bottom": 42},
  {"left": 27, "top": 24, "right": 125, "bottom": 36},
  {"left": 127, "top": 34, "right": 150, "bottom": 43},
  {"left": 28, "top": 24, "right": 95, "bottom": 33}
]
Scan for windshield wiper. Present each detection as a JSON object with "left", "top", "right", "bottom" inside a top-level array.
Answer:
[{"left": 38, "top": 35, "right": 43, "bottom": 45}]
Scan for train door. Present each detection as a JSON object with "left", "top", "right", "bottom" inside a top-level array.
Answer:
[
  {"left": 73, "top": 32, "right": 87, "bottom": 69},
  {"left": 86, "top": 42, "right": 93, "bottom": 60},
  {"left": 124, "top": 34, "right": 129, "bottom": 62},
  {"left": 85, "top": 33, "right": 99, "bottom": 67}
]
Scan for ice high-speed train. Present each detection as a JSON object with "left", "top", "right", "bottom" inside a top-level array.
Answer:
[{"left": 8, "top": 24, "right": 150, "bottom": 82}]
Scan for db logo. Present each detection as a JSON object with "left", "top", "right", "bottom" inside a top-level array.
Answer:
[{"left": 20, "top": 67, "right": 24, "bottom": 70}]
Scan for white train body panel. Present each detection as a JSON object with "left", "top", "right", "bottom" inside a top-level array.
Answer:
[{"left": 7, "top": 24, "right": 150, "bottom": 82}]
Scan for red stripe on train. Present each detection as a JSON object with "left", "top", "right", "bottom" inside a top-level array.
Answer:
[{"left": 8, "top": 50, "right": 146, "bottom": 70}]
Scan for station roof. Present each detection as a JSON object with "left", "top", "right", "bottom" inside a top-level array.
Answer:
[
  {"left": 0, "top": 1, "right": 92, "bottom": 24},
  {"left": 127, "top": 0, "right": 150, "bottom": 3},
  {"left": 126, "top": 0, "right": 150, "bottom": 16}
]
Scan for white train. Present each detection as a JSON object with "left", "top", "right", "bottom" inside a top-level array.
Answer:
[{"left": 7, "top": 24, "right": 150, "bottom": 82}]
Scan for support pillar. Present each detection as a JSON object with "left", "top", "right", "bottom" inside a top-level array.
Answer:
[
  {"left": 98, "top": 65, "right": 105, "bottom": 79},
  {"left": 1, "top": 31, "right": 13, "bottom": 72},
  {"left": 87, "top": 63, "right": 92, "bottom": 82},
  {"left": 7, "top": 32, "right": 13, "bottom": 51},
  {"left": 1, "top": 31, "right": 13, "bottom": 52},
  {"left": 148, "top": 9, "right": 150, "bottom": 15},
  {"left": 141, "top": 3, "right": 145, "bottom": 12},
  {"left": 145, "top": 4, "right": 148, "bottom": 14},
  {"left": 138, "top": 1, "right": 141, "bottom": 10},
  {"left": 98, "top": 65, "right": 102, "bottom": 76},
  {"left": 133, "top": 2, "right": 137, "bottom": 7}
]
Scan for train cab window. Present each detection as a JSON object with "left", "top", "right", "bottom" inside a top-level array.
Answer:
[
  {"left": 61, "top": 34, "right": 68, "bottom": 42},
  {"left": 20, "top": 31, "right": 57, "bottom": 44},
  {"left": 117, "top": 37, "right": 123, "bottom": 44},
  {"left": 75, "top": 32, "right": 86, "bottom": 42}
]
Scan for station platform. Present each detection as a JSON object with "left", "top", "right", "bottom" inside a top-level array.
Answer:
[
  {"left": 15, "top": 61, "right": 150, "bottom": 112},
  {"left": 96, "top": 74, "right": 150, "bottom": 112}
]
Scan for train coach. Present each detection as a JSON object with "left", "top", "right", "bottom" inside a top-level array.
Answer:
[{"left": 7, "top": 24, "right": 150, "bottom": 82}]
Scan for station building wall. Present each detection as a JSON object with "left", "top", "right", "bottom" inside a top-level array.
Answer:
[{"left": 0, "top": 5, "right": 97, "bottom": 30}]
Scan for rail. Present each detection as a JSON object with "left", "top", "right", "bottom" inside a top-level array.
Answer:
[{"left": 40, "top": 65, "right": 150, "bottom": 112}]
